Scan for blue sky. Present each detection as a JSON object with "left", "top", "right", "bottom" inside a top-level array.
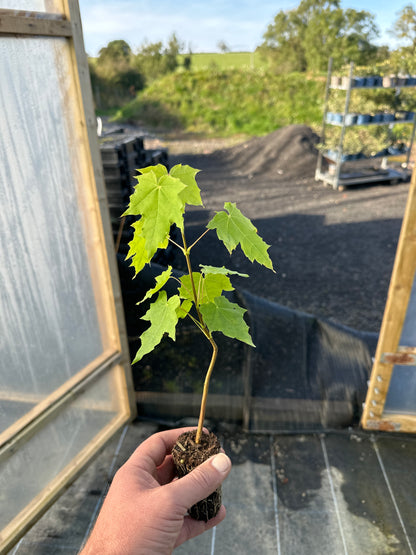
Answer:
[{"left": 78, "top": 0, "right": 409, "bottom": 56}]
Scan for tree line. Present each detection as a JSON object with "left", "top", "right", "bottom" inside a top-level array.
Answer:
[
  {"left": 89, "top": 33, "right": 189, "bottom": 109},
  {"left": 90, "top": 0, "right": 416, "bottom": 110}
]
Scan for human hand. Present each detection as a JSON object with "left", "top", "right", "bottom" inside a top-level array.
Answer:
[{"left": 80, "top": 427, "right": 231, "bottom": 554}]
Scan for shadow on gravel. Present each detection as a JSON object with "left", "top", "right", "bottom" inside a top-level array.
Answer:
[{"left": 180, "top": 212, "right": 402, "bottom": 333}]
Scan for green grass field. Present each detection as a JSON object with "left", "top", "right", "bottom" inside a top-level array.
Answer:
[{"left": 178, "top": 51, "right": 266, "bottom": 70}]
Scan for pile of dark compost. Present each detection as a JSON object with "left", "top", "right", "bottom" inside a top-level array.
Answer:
[
  {"left": 217, "top": 124, "right": 321, "bottom": 179},
  {"left": 168, "top": 124, "right": 409, "bottom": 334}
]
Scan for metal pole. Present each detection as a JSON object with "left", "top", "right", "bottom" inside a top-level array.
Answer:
[
  {"left": 316, "top": 57, "right": 333, "bottom": 179},
  {"left": 334, "top": 61, "right": 354, "bottom": 189}
]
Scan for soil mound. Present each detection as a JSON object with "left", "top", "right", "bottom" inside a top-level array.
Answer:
[{"left": 219, "top": 124, "right": 320, "bottom": 179}]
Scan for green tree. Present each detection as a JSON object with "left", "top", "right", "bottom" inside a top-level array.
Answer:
[
  {"left": 91, "top": 40, "right": 144, "bottom": 110},
  {"left": 97, "top": 39, "right": 132, "bottom": 64},
  {"left": 217, "top": 40, "right": 230, "bottom": 53},
  {"left": 389, "top": 4, "right": 416, "bottom": 73},
  {"left": 259, "top": 0, "right": 378, "bottom": 73},
  {"left": 134, "top": 34, "right": 184, "bottom": 82},
  {"left": 134, "top": 40, "right": 165, "bottom": 80},
  {"left": 392, "top": 4, "right": 416, "bottom": 49},
  {"left": 163, "top": 33, "right": 184, "bottom": 73}
]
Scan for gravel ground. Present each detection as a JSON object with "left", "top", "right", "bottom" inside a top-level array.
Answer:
[{"left": 152, "top": 125, "right": 410, "bottom": 334}]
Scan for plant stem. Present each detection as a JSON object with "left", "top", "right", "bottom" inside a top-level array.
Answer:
[
  {"left": 181, "top": 229, "right": 218, "bottom": 444},
  {"left": 195, "top": 336, "right": 218, "bottom": 444},
  {"left": 181, "top": 229, "right": 204, "bottom": 324}
]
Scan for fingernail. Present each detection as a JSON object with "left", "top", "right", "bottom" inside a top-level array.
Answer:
[{"left": 211, "top": 453, "right": 231, "bottom": 473}]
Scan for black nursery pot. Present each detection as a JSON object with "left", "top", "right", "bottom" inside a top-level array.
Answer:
[{"left": 171, "top": 430, "right": 222, "bottom": 522}]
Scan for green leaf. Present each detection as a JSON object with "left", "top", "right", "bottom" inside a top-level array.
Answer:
[
  {"left": 177, "top": 299, "right": 193, "bottom": 319},
  {"left": 132, "top": 291, "right": 180, "bottom": 364},
  {"left": 123, "top": 168, "right": 187, "bottom": 254},
  {"left": 137, "top": 266, "right": 172, "bottom": 305},
  {"left": 200, "top": 296, "right": 255, "bottom": 346},
  {"left": 178, "top": 272, "right": 198, "bottom": 302},
  {"left": 138, "top": 164, "right": 168, "bottom": 179},
  {"left": 207, "top": 202, "right": 274, "bottom": 271},
  {"left": 170, "top": 164, "right": 203, "bottom": 206},
  {"left": 200, "top": 265, "right": 249, "bottom": 278},
  {"left": 202, "top": 274, "right": 234, "bottom": 303},
  {"left": 125, "top": 220, "right": 154, "bottom": 276},
  {"left": 179, "top": 272, "right": 234, "bottom": 305}
]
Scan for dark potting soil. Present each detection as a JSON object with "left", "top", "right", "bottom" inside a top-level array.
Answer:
[{"left": 171, "top": 430, "right": 222, "bottom": 521}]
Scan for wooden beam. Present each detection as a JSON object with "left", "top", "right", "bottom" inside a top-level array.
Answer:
[
  {"left": 0, "top": 9, "right": 72, "bottom": 37},
  {"left": 0, "top": 350, "right": 121, "bottom": 454},
  {"left": 62, "top": 0, "right": 137, "bottom": 416},
  {"left": 362, "top": 162, "right": 416, "bottom": 431},
  {"left": 0, "top": 409, "right": 129, "bottom": 554}
]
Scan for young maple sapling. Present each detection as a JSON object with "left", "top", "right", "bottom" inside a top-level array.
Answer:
[{"left": 123, "top": 163, "right": 274, "bottom": 520}]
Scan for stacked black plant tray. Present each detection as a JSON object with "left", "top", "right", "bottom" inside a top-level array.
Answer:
[{"left": 99, "top": 131, "right": 169, "bottom": 251}]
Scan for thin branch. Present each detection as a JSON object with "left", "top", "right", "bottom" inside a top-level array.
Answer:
[
  {"left": 168, "top": 237, "right": 185, "bottom": 252},
  {"left": 188, "top": 228, "right": 211, "bottom": 251},
  {"left": 181, "top": 230, "right": 204, "bottom": 325},
  {"left": 187, "top": 312, "right": 209, "bottom": 338}
]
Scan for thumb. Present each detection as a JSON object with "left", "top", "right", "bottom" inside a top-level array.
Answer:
[{"left": 169, "top": 453, "right": 232, "bottom": 511}]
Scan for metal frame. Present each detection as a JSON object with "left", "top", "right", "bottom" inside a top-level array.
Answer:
[{"left": 315, "top": 59, "right": 416, "bottom": 190}]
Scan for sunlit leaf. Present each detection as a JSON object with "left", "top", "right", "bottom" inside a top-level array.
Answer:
[
  {"left": 138, "top": 164, "right": 168, "bottom": 179},
  {"left": 179, "top": 272, "right": 234, "bottom": 305},
  {"left": 137, "top": 266, "right": 172, "bottom": 304},
  {"left": 207, "top": 202, "right": 274, "bottom": 271},
  {"left": 199, "top": 296, "right": 254, "bottom": 346},
  {"left": 132, "top": 291, "right": 180, "bottom": 363},
  {"left": 125, "top": 219, "right": 153, "bottom": 276},
  {"left": 177, "top": 299, "right": 193, "bottom": 319},
  {"left": 200, "top": 265, "right": 248, "bottom": 278},
  {"left": 123, "top": 168, "right": 186, "bottom": 256},
  {"left": 170, "top": 164, "right": 203, "bottom": 206}
]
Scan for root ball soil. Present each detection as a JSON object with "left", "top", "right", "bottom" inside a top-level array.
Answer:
[{"left": 171, "top": 430, "right": 222, "bottom": 522}]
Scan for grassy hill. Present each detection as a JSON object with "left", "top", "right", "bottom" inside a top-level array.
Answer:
[{"left": 115, "top": 68, "right": 325, "bottom": 136}]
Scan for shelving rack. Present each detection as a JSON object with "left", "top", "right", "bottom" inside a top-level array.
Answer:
[{"left": 315, "top": 59, "right": 416, "bottom": 190}]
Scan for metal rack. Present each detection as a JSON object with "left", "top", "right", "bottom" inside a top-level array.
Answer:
[{"left": 315, "top": 59, "right": 416, "bottom": 190}]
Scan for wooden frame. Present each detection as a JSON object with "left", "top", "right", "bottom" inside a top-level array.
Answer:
[
  {"left": 0, "top": 1, "right": 136, "bottom": 551},
  {"left": 0, "top": 9, "right": 72, "bottom": 37},
  {"left": 362, "top": 168, "right": 416, "bottom": 433}
]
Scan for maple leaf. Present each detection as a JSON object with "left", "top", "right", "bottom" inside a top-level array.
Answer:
[
  {"left": 132, "top": 291, "right": 180, "bottom": 363},
  {"left": 199, "top": 296, "right": 255, "bottom": 346},
  {"left": 200, "top": 265, "right": 248, "bottom": 278},
  {"left": 137, "top": 266, "right": 172, "bottom": 305},
  {"left": 170, "top": 164, "right": 203, "bottom": 206},
  {"left": 126, "top": 220, "right": 153, "bottom": 276},
  {"left": 179, "top": 272, "right": 234, "bottom": 305},
  {"left": 138, "top": 164, "right": 168, "bottom": 179},
  {"left": 123, "top": 169, "right": 187, "bottom": 255},
  {"left": 177, "top": 299, "right": 193, "bottom": 319},
  {"left": 125, "top": 219, "right": 168, "bottom": 276},
  {"left": 207, "top": 202, "right": 274, "bottom": 271}
]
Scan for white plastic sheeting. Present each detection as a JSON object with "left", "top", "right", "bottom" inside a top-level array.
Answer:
[
  {"left": 0, "top": 366, "right": 123, "bottom": 531},
  {"left": 0, "top": 37, "right": 103, "bottom": 431}
]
